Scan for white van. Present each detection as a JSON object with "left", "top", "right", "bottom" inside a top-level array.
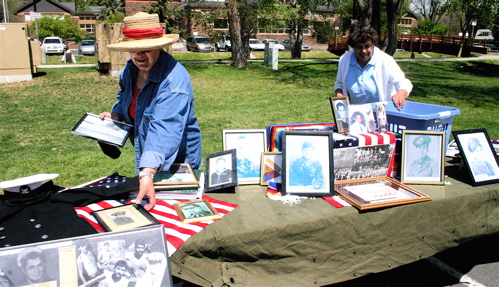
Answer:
[
  {"left": 42, "top": 37, "right": 65, "bottom": 55},
  {"left": 474, "top": 29, "right": 494, "bottom": 40}
]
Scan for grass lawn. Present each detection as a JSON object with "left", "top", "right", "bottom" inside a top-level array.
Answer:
[{"left": 3, "top": 55, "right": 499, "bottom": 187}]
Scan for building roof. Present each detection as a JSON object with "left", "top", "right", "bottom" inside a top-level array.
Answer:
[{"left": 14, "top": 0, "right": 75, "bottom": 14}]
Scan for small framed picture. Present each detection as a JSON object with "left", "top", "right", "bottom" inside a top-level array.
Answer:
[
  {"left": 375, "top": 102, "right": 388, "bottom": 133},
  {"left": 452, "top": 129, "right": 499, "bottom": 186},
  {"left": 329, "top": 96, "right": 350, "bottom": 133},
  {"left": 282, "top": 130, "right": 334, "bottom": 197},
  {"left": 205, "top": 149, "right": 237, "bottom": 192},
  {"left": 91, "top": 204, "right": 161, "bottom": 232},
  {"left": 260, "top": 152, "right": 282, "bottom": 185},
  {"left": 400, "top": 130, "right": 446, "bottom": 185},
  {"left": 334, "top": 176, "right": 432, "bottom": 210},
  {"left": 348, "top": 104, "right": 376, "bottom": 134},
  {"left": 223, "top": 129, "right": 267, "bottom": 185},
  {"left": 173, "top": 199, "right": 223, "bottom": 224}
]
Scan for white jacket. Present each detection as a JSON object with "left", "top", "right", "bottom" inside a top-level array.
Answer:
[{"left": 334, "top": 47, "right": 413, "bottom": 102}]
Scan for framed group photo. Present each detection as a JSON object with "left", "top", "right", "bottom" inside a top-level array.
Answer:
[
  {"left": 282, "top": 130, "right": 334, "bottom": 197},
  {"left": 452, "top": 129, "right": 499, "bottom": 186},
  {"left": 223, "top": 129, "right": 267, "bottom": 185},
  {"left": 260, "top": 152, "right": 282, "bottom": 185},
  {"left": 329, "top": 96, "right": 350, "bottom": 133},
  {"left": 400, "top": 130, "right": 446, "bottom": 185},
  {"left": 205, "top": 149, "right": 237, "bottom": 192}
]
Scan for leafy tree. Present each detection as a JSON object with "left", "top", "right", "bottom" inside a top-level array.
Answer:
[
  {"left": 105, "top": 13, "right": 124, "bottom": 23},
  {"left": 97, "top": 0, "right": 124, "bottom": 21},
  {"left": 412, "top": 19, "right": 450, "bottom": 35},
  {"left": 147, "top": 0, "right": 187, "bottom": 36},
  {"left": 410, "top": 0, "right": 453, "bottom": 23},
  {"left": 225, "top": 0, "right": 257, "bottom": 67},
  {"left": 29, "top": 15, "right": 85, "bottom": 41},
  {"left": 0, "top": 0, "right": 24, "bottom": 22}
]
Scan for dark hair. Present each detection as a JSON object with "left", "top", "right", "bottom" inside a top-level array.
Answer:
[{"left": 348, "top": 26, "right": 379, "bottom": 48}]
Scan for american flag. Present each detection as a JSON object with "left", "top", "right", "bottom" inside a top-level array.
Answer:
[{"left": 74, "top": 196, "right": 238, "bottom": 257}]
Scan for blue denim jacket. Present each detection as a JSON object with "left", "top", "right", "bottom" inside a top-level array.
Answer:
[{"left": 112, "top": 50, "right": 202, "bottom": 173}]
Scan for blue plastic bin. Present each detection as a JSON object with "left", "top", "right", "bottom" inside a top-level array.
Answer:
[{"left": 375, "top": 101, "right": 461, "bottom": 144}]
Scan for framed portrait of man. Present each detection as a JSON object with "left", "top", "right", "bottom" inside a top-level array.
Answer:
[
  {"left": 329, "top": 96, "right": 350, "bottom": 133},
  {"left": 401, "top": 130, "right": 446, "bottom": 185},
  {"left": 348, "top": 104, "right": 375, "bottom": 134},
  {"left": 223, "top": 129, "right": 267, "bottom": 185},
  {"left": 281, "top": 130, "right": 334, "bottom": 197},
  {"left": 452, "top": 129, "right": 499, "bottom": 186},
  {"left": 205, "top": 149, "right": 237, "bottom": 192}
]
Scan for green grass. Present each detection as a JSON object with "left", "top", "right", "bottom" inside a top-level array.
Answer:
[{"left": 3, "top": 58, "right": 499, "bottom": 187}]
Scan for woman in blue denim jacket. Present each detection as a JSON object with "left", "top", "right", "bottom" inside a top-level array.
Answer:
[{"left": 100, "top": 12, "right": 202, "bottom": 210}]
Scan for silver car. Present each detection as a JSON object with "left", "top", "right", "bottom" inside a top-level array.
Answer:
[
  {"left": 78, "top": 40, "right": 96, "bottom": 55},
  {"left": 186, "top": 36, "right": 213, "bottom": 52}
]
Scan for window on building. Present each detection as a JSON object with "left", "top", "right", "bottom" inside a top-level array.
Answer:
[{"left": 80, "top": 24, "right": 94, "bottom": 33}]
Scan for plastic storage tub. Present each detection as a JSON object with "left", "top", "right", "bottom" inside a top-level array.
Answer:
[{"left": 375, "top": 101, "right": 461, "bottom": 144}]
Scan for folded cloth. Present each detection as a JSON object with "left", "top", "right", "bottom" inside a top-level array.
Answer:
[
  {"left": 75, "top": 196, "right": 238, "bottom": 257},
  {"left": 265, "top": 182, "right": 350, "bottom": 208}
]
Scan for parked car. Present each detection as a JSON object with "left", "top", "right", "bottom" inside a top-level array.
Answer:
[
  {"left": 249, "top": 39, "right": 265, "bottom": 51},
  {"left": 215, "top": 35, "right": 231, "bottom": 51},
  {"left": 486, "top": 43, "right": 498, "bottom": 52},
  {"left": 78, "top": 40, "right": 96, "bottom": 55},
  {"left": 261, "top": 39, "right": 285, "bottom": 51},
  {"left": 186, "top": 36, "right": 213, "bottom": 52},
  {"left": 62, "top": 39, "right": 68, "bottom": 51},
  {"left": 280, "top": 39, "right": 312, "bottom": 51},
  {"left": 41, "top": 36, "right": 65, "bottom": 55}
]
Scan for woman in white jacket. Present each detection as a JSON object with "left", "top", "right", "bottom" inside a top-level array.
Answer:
[{"left": 334, "top": 27, "right": 412, "bottom": 110}]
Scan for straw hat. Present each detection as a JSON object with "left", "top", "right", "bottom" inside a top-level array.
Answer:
[{"left": 107, "top": 12, "right": 179, "bottom": 52}]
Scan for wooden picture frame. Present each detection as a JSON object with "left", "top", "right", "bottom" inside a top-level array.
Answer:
[
  {"left": 153, "top": 163, "right": 199, "bottom": 186},
  {"left": 452, "top": 129, "right": 499, "bottom": 186},
  {"left": 260, "top": 152, "right": 282, "bottom": 185},
  {"left": 223, "top": 129, "right": 267, "bottom": 185},
  {"left": 205, "top": 149, "right": 238, "bottom": 192},
  {"left": 173, "top": 199, "right": 223, "bottom": 224},
  {"left": 334, "top": 176, "right": 432, "bottom": 210},
  {"left": 282, "top": 130, "right": 334, "bottom": 197},
  {"left": 400, "top": 130, "right": 446, "bottom": 185},
  {"left": 0, "top": 225, "right": 172, "bottom": 287},
  {"left": 91, "top": 204, "right": 161, "bottom": 232},
  {"left": 329, "top": 96, "right": 350, "bottom": 133}
]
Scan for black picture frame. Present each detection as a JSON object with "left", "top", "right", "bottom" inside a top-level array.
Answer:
[
  {"left": 452, "top": 129, "right": 499, "bottom": 186},
  {"left": 205, "top": 149, "right": 238, "bottom": 192},
  {"left": 91, "top": 204, "right": 161, "bottom": 232},
  {"left": 282, "top": 130, "right": 334, "bottom": 197},
  {"left": 329, "top": 96, "right": 350, "bottom": 133},
  {"left": 0, "top": 225, "right": 172, "bottom": 287},
  {"left": 71, "top": 113, "right": 132, "bottom": 147},
  {"left": 400, "top": 130, "right": 446, "bottom": 185}
]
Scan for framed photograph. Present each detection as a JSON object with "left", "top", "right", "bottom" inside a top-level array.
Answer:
[
  {"left": 348, "top": 104, "right": 376, "bottom": 134},
  {"left": 71, "top": 113, "right": 132, "bottom": 147},
  {"left": 334, "top": 143, "right": 395, "bottom": 181},
  {"left": 91, "top": 204, "right": 161, "bottom": 232},
  {"left": 153, "top": 163, "right": 199, "bottom": 187},
  {"left": 223, "top": 129, "right": 267, "bottom": 185},
  {"left": 205, "top": 149, "right": 238, "bottom": 192},
  {"left": 375, "top": 102, "right": 388, "bottom": 133},
  {"left": 334, "top": 176, "right": 432, "bottom": 210},
  {"left": 329, "top": 96, "right": 350, "bottom": 133},
  {"left": 0, "top": 225, "right": 172, "bottom": 287},
  {"left": 173, "top": 199, "right": 223, "bottom": 224},
  {"left": 452, "top": 129, "right": 499, "bottom": 186},
  {"left": 282, "top": 130, "right": 334, "bottom": 197},
  {"left": 260, "top": 152, "right": 282, "bottom": 185},
  {"left": 400, "top": 130, "right": 446, "bottom": 185}
]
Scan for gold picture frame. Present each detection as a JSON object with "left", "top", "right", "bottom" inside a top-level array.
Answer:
[
  {"left": 334, "top": 176, "right": 431, "bottom": 210},
  {"left": 91, "top": 204, "right": 160, "bottom": 232},
  {"left": 173, "top": 199, "right": 223, "bottom": 224},
  {"left": 260, "top": 152, "right": 282, "bottom": 185}
]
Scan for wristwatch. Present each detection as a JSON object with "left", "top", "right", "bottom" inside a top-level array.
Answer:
[{"left": 139, "top": 170, "right": 155, "bottom": 180}]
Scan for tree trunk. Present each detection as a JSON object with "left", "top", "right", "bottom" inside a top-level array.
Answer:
[
  {"left": 226, "top": 0, "right": 247, "bottom": 67},
  {"left": 384, "top": 0, "right": 404, "bottom": 55}
]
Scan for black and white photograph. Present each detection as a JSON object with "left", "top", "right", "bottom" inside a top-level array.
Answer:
[
  {"left": 282, "top": 130, "right": 334, "bottom": 197},
  {"left": 375, "top": 102, "right": 388, "bottom": 133},
  {"left": 401, "top": 130, "right": 445, "bottom": 185},
  {"left": 329, "top": 96, "right": 350, "bottom": 133},
  {"left": 453, "top": 129, "right": 499, "bottom": 186},
  {"left": 71, "top": 113, "right": 132, "bottom": 147},
  {"left": 173, "top": 199, "right": 223, "bottom": 224},
  {"left": 0, "top": 225, "right": 172, "bottom": 287},
  {"left": 348, "top": 104, "right": 375, "bottom": 134},
  {"left": 334, "top": 144, "right": 395, "bottom": 181},
  {"left": 205, "top": 149, "right": 237, "bottom": 192},
  {"left": 92, "top": 204, "right": 161, "bottom": 232},
  {"left": 223, "top": 129, "right": 267, "bottom": 185}
]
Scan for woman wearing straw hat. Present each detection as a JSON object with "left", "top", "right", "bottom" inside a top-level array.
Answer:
[{"left": 100, "top": 12, "right": 202, "bottom": 210}]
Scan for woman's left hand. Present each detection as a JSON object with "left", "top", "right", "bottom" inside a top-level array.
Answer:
[{"left": 392, "top": 89, "right": 409, "bottom": 110}]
